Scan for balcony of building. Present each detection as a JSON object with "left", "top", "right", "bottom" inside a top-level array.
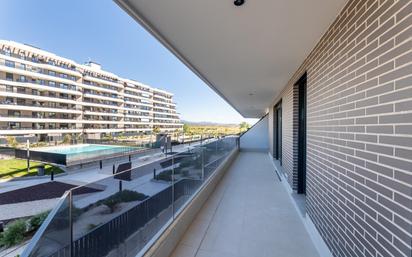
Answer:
[{"left": 170, "top": 151, "right": 319, "bottom": 257}]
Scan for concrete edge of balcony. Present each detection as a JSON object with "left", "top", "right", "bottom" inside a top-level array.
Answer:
[{"left": 141, "top": 148, "right": 239, "bottom": 257}]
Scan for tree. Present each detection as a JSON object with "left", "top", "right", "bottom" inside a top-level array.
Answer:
[
  {"left": 103, "top": 134, "right": 113, "bottom": 141},
  {"left": 173, "top": 128, "right": 180, "bottom": 140},
  {"left": 76, "top": 133, "right": 83, "bottom": 143},
  {"left": 62, "top": 134, "right": 72, "bottom": 144},
  {"left": 239, "top": 122, "right": 250, "bottom": 132},
  {"left": 152, "top": 126, "right": 161, "bottom": 134},
  {"left": 183, "top": 124, "right": 190, "bottom": 134},
  {"left": 6, "top": 136, "right": 18, "bottom": 148}
]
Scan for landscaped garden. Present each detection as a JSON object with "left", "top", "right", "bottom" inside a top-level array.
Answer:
[
  {"left": 72, "top": 190, "right": 148, "bottom": 238},
  {"left": 0, "top": 159, "right": 64, "bottom": 180},
  {"left": 0, "top": 211, "right": 50, "bottom": 248}
]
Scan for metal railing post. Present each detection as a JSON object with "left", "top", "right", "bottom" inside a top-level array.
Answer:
[
  {"left": 171, "top": 155, "right": 175, "bottom": 219},
  {"left": 69, "top": 191, "right": 73, "bottom": 257},
  {"left": 201, "top": 147, "right": 204, "bottom": 181},
  {"left": 26, "top": 139, "right": 30, "bottom": 173}
]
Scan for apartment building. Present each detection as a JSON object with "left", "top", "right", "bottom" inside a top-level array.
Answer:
[{"left": 0, "top": 40, "right": 182, "bottom": 141}]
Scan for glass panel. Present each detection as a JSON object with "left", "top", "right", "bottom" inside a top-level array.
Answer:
[
  {"left": 22, "top": 137, "right": 239, "bottom": 257},
  {"left": 203, "top": 139, "right": 219, "bottom": 179},
  {"left": 70, "top": 155, "right": 174, "bottom": 257},
  {"left": 172, "top": 147, "right": 203, "bottom": 215},
  {"left": 23, "top": 192, "right": 71, "bottom": 257}
]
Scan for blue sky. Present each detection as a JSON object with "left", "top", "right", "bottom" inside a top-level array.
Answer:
[{"left": 0, "top": 0, "right": 257, "bottom": 125}]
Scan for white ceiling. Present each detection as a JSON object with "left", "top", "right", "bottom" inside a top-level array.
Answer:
[{"left": 115, "top": 0, "right": 347, "bottom": 118}]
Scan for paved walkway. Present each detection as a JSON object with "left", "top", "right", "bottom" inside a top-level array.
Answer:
[{"left": 171, "top": 152, "right": 319, "bottom": 257}]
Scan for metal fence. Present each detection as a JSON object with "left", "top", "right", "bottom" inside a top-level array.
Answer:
[{"left": 71, "top": 179, "right": 200, "bottom": 257}]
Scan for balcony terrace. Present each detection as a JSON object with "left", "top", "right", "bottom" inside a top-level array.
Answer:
[
  {"left": 1, "top": 0, "right": 409, "bottom": 256},
  {"left": 171, "top": 151, "right": 319, "bottom": 257}
]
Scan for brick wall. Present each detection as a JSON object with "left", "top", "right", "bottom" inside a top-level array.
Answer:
[{"left": 269, "top": 0, "right": 412, "bottom": 256}]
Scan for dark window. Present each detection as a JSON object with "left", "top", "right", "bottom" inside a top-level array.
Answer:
[
  {"left": 5, "top": 97, "right": 14, "bottom": 104},
  {"left": 8, "top": 110, "right": 20, "bottom": 117},
  {"left": 5, "top": 60, "right": 15, "bottom": 68},
  {"left": 8, "top": 122, "right": 21, "bottom": 129},
  {"left": 296, "top": 73, "right": 307, "bottom": 195},
  {"left": 6, "top": 73, "right": 13, "bottom": 81}
]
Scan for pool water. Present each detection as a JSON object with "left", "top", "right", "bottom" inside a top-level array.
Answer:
[{"left": 43, "top": 144, "right": 139, "bottom": 161}]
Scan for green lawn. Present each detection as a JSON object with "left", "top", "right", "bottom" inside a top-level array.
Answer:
[{"left": 0, "top": 159, "right": 64, "bottom": 180}]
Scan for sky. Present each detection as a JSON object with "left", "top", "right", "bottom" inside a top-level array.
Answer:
[{"left": 0, "top": 0, "right": 257, "bottom": 125}]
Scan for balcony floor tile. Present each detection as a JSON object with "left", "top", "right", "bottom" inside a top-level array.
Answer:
[{"left": 171, "top": 152, "right": 319, "bottom": 257}]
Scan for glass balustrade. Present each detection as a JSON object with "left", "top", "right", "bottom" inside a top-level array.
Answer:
[{"left": 21, "top": 136, "right": 238, "bottom": 257}]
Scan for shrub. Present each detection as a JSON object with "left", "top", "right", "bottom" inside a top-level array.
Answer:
[
  {"left": 103, "top": 134, "right": 113, "bottom": 141},
  {"left": 28, "top": 211, "right": 49, "bottom": 232},
  {"left": 30, "top": 142, "right": 48, "bottom": 148},
  {"left": 71, "top": 206, "right": 84, "bottom": 221},
  {"left": 182, "top": 170, "right": 189, "bottom": 177},
  {"left": 0, "top": 211, "right": 52, "bottom": 248},
  {"left": 99, "top": 190, "right": 148, "bottom": 213},
  {"left": 155, "top": 169, "right": 173, "bottom": 181},
  {"left": 0, "top": 219, "right": 27, "bottom": 247},
  {"left": 179, "top": 158, "right": 194, "bottom": 169},
  {"left": 87, "top": 223, "right": 98, "bottom": 231}
]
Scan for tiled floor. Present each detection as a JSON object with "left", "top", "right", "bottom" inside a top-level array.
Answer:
[{"left": 170, "top": 151, "right": 319, "bottom": 257}]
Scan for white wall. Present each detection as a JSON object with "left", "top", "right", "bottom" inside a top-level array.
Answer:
[{"left": 240, "top": 115, "right": 269, "bottom": 152}]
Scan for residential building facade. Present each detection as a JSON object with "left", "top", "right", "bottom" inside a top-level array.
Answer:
[{"left": 0, "top": 40, "right": 182, "bottom": 141}]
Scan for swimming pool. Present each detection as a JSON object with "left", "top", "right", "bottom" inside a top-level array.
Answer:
[{"left": 40, "top": 144, "right": 140, "bottom": 163}]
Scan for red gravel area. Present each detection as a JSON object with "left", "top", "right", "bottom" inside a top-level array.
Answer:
[{"left": 0, "top": 181, "right": 101, "bottom": 205}]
